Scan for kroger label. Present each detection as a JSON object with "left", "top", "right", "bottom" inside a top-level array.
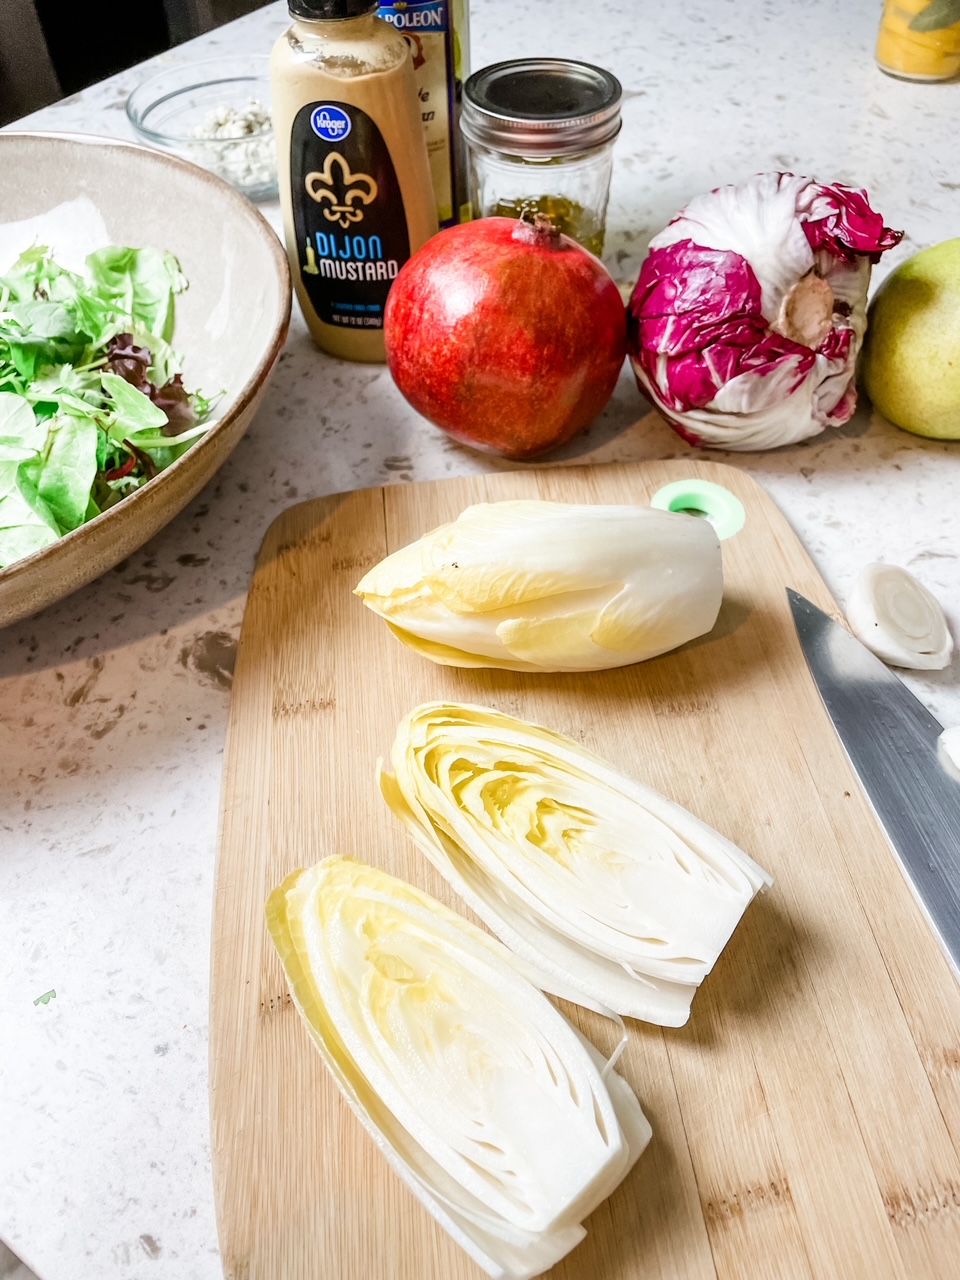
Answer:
[{"left": 310, "top": 105, "right": 352, "bottom": 142}]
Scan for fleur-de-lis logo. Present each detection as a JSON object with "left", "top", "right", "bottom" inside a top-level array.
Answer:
[{"left": 305, "top": 153, "right": 378, "bottom": 230}]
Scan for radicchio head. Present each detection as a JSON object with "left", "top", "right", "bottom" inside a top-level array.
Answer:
[{"left": 628, "top": 172, "right": 903, "bottom": 450}]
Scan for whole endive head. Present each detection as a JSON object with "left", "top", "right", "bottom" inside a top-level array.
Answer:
[{"left": 354, "top": 499, "right": 723, "bottom": 672}]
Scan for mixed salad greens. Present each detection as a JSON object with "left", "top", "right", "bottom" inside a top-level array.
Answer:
[{"left": 0, "top": 245, "right": 217, "bottom": 569}]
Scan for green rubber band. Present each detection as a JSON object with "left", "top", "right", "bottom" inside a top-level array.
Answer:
[{"left": 649, "top": 479, "right": 746, "bottom": 541}]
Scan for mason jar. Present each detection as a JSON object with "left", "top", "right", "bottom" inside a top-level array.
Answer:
[
  {"left": 876, "top": 0, "right": 960, "bottom": 81},
  {"left": 460, "top": 59, "right": 622, "bottom": 257}
]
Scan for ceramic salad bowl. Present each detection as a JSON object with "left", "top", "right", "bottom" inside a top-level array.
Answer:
[{"left": 0, "top": 131, "right": 291, "bottom": 628}]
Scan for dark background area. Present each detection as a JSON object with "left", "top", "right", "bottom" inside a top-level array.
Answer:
[
  {"left": 34, "top": 0, "right": 173, "bottom": 96},
  {"left": 0, "top": 0, "right": 271, "bottom": 126}
]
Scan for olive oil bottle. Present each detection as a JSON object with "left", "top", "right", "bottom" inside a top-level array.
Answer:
[{"left": 377, "top": 0, "right": 470, "bottom": 227}]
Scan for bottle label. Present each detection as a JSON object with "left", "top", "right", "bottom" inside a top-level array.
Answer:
[
  {"left": 290, "top": 100, "right": 411, "bottom": 330},
  {"left": 379, "top": 0, "right": 466, "bottom": 227}
]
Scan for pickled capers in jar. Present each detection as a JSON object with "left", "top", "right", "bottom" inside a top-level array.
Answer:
[{"left": 492, "top": 195, "right": 605, "bottom": 257}]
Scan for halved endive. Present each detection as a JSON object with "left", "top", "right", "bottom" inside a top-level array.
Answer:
[
  {"left": 380, "top": 703, "right": 772, "bottom": 1028},
  {"left": 354, "top": 499, "right": 723, "bottom": 672},
  {"left": 266, "top": 856, "right": 651, "bottom": 1280}
]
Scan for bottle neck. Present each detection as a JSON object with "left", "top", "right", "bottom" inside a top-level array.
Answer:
[
  {"left": 288, "top": 2, "right": 379, "bottom": 30},
  {"left": 292, "top": 11, "right": 380, "bottom": 36}
]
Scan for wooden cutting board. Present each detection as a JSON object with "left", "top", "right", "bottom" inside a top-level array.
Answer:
[{"left": 211, "top": 459, "right": 960, "bottom": 1280}]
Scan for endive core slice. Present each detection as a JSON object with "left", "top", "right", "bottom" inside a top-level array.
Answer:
[
  {"left": 266, "top": 856, "right": 651, "bottom": 1280},
  {"left": 381, "top": 703, "right": 773, "bottom": 1027},
  {"left": 354, "top": 499, "right": 723, "bottom": 672}
]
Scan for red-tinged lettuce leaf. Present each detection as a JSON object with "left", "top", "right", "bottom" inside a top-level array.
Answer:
[
  {"left": 150, "top": 373, "right": 197, "bottom": 436},
  {"left": 106, "top": 332, "right": 152, "bottom": 391},
  {"left": 105, "top": 338, "right": 198, "bottom": 434},
  {"left": 628, "top": 240, "right": 815, "bottom": 414},
  {"left": 800, "top": 183, "right": 904, "bottom": 264}
]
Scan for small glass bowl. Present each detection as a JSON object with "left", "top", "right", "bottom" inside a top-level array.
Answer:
[{"left": 126, "top": 56, "right": 278, "bottom": 202}]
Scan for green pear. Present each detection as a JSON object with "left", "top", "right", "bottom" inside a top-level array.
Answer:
[{"left": 860, "top": 237, "right": 960, "bottom": 439}]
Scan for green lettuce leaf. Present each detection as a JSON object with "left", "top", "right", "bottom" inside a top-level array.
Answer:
[
  {"left": 27, "top": 363, "right": 104, "bottom": 416},
  {"left": 85, "top": 247, "right": 187, "bottom": 342},
  {"left": 0, "top": 391, "right": 46, "bottom": 460},
  {"left": 36, "top": 413, "right": 100, "bottom": 533},
  {"left": 0, "top": 245, "right": 207, "bottom": 571},
  {"left": 95, "top": 426, "right": 111, "bottom": 471},
  {"left": 101, "top": 371, "right": 169, "bottom": 438},
  {"left": 3, "top": 244, "right": 50, "bottom": 274},
  {"left": 0, "top": 459, "right": 60, "bottom": 567},
  {"left": 125, "top": 419, "right": 211, "bottom": 451},
  {"left": 1, "top": 247, "right": 122, "bottom": 349},
  {"left": 6, "top": 299, "right": 76, "bottom": 339},
  {"left": 2, "top": 339, "right": 38, "bottom": 383}
]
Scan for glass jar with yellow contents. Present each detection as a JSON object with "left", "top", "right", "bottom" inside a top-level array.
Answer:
[
  {"left": 876, "top": 0, "right": 960, "bottom": 81},
  {"left": 460, "top": 59, "right": 622, "bottom": 258}
]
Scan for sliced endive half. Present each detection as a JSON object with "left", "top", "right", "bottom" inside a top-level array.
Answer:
[
  {"left": 380, "top": 703, "right": 772, "bottom": 1028},
  {"left": 354, "top": 499, "right": 723, "bottom": 672},
  {"left": 266, "top": 856, "right": 651, "bottom": 1280}
]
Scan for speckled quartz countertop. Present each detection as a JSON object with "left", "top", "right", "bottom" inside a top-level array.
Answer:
[{"left": 2, "top": 2, "right": 959, "bottom": 1277}]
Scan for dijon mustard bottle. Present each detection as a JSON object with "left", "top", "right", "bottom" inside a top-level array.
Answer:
[{"left": 270, "top": 0, "right": 439, "bottom": 362}]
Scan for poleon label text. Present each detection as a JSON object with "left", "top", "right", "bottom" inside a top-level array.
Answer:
[{"left": 378, "top": 0, "right": 447, "bottom": 31}]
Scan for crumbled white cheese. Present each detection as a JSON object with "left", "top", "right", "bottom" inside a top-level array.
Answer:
[{"left": 188, "top": 99, "right": 276, "bottom": 194}]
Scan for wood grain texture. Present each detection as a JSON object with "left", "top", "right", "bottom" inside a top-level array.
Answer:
[{"left": 211, "top": 459, "right": 960, "bottom": 1280}]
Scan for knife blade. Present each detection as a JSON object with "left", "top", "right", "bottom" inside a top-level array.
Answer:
[{"left": 788, "top": 588, "right": 960, "bottom": 980}]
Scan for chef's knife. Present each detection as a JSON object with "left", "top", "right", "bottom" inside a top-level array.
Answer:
[{"left": 788, "top": 588, "right": 960, "bottom": 980}]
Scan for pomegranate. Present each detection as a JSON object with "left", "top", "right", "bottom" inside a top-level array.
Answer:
[{"left": 384, "top": 215, "right": 627, "bottom": 459}]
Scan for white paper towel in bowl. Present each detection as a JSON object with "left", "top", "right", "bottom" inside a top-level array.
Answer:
[{"left": 0, "top": 195, "right": 109, "bottom": 274}]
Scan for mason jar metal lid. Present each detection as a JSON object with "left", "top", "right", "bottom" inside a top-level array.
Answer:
[{"left": 461, "top": 59, "right": 622, "bottom": 157}]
